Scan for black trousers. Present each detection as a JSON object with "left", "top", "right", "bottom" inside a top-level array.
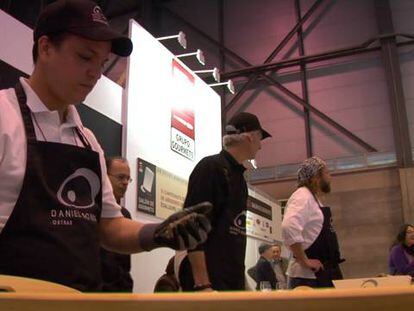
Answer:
[{"left": 179, "top": 257, "right": 245, "bottom": 291}]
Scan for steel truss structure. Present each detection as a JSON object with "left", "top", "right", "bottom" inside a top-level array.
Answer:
[{"left": 157, "top": 0, "right": 413, "bottom": 168}]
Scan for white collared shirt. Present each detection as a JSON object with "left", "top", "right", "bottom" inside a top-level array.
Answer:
[
  {"left": 281, "top": 187, "right": 323, "bottom": 279},
  {"left": 0, "top": 77, "right": 122, "bottom": 233}
]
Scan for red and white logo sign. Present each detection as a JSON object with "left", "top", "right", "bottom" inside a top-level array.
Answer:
[
  {"left": 170, "top": 60, "right": 196, "bottom": 161},
  {"left": 171, "top": 108, "right": 194, "bottom": 140}
]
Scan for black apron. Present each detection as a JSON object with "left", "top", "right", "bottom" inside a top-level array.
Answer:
[
  {"left": 0, "top": 82, "right": 103, "bottom": 291},
  {"left": 304, "top": 192, "right": 343, "bottom": 287}
]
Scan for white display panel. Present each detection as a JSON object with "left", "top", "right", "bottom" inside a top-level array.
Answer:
[
  {"left": 247, "top": 186, "right": 282, "bottom": 243},
  {"left": 124, "top": 20, "right": 222, "bottom": 293},
  {"left": 124, "top": 20, "right": 222, "bottom": 217}
]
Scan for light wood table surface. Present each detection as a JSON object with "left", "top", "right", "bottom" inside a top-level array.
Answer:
[{"left": 0, "top": 275, "right": 413, "bottom": 311}]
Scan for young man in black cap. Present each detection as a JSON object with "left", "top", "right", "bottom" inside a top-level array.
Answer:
[
  {"left": 0, "top": 0, "right": 211, "bottom": 292},
  {"left": 178, "top": 112, "right": 271, "bottom": 291}
]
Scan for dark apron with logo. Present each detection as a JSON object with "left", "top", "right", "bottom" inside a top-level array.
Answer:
[
  {"left": 304, "top": 193, "right": 343, "bottom": 287},
  {"left": 0, "top": 82, "right": 102, "bottom": 291}
]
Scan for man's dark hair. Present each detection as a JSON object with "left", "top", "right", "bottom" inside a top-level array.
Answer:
[
  {"left": 106, "top": 156, "right": 128, "bottom": 171},
  {"left": 32, "top": 33, "right": 68, "bottom": 64},
  {"left": 258, "top": 243, "right": 272, "bottom": 255}
]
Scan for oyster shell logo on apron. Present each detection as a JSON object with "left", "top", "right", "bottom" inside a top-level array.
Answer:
[{"left": 57, "top": 168, "right": 101, "bottom": 209}]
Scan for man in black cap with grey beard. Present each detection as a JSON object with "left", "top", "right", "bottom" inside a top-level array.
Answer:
[
  {"left": 0, "top": 0, "right": 212, "bottom": 292},
  {"left": 178, "top": 112, "right": 271, "bottom": 292}
]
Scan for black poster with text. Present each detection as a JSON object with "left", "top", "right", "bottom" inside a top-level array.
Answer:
[{"left": 137, "top": 158, "right": 156, "bottom": 215}]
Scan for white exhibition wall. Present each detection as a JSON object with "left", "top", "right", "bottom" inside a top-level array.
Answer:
[
  {"left": 124, "top": 20, "right": 223, "bottom": 293},
  {"left": 124, "top": 20, "right": 222, "bottom": 182},
  {"left": 245, "top": 187, "right": 283, "bottom": 290}
]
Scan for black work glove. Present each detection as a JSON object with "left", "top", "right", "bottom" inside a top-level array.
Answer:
[{"left": 139, "top": 202, "right": 212, "bottom": 251}]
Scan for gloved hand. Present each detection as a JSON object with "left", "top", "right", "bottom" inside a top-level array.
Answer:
[{"left": 139, "top": 202, "right": 212, "bottom": 251}]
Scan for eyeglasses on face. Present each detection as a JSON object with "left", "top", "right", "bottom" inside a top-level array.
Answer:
[{"left": 109, "top": 173, "right": 133, "bottom": 183}]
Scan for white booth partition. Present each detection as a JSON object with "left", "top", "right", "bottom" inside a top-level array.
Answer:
[{"left": 123, "top": 20, "right": 222, "bottom": 293}]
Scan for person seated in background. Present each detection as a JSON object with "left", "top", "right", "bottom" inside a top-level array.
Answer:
[
  {"left": 154, "top": 257, "right": 181, "bottom": 292},
  {"left": 389, "top": 224, "right": 414, "bottom": 277},
  {"left": 270, "top": 244, "right": 288, "bottom": 289},
  {"left": 100, "top": 157, "right": 133, "bottom": 292},
  {"left": 255, "top": 243, "right": 278, "bottom": 290}
]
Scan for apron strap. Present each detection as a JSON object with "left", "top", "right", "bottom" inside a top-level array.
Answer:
[
  {"left": 14, "top": 82, "right": 37, "bottom": 142},
  {"left": 309, "top": 188, "right": 322, "bottom": 209},
  {"left": 14, "top": 81, "right": 93, "bottom": 150},
  {"left": 74, "top": 127, "right": 93, "bottom": 150}
]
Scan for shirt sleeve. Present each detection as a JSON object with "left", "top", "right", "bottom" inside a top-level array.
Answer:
[
  {"left": 281, "top": 189, "right": 311, "bottom": 246},
  {"left": 389, "top": 245, "right": 414, "bottom": 276},
  {"left": 82, "top": 128, "right": 122, "bottom": 219}
]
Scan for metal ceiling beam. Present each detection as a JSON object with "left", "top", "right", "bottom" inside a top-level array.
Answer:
[
  {"left": 295, "top": 0, "right": 313, "bottom": 157},
  {"left": 156, "top": 3, "right": 255, "bottom": 66},
  {"left": 222, "top": 33, "right": 414, "bottom": 79},
  {"left": 158, "top": 1, "right": 377, "bottom": 152},
  {"left": 263, "top": 73, "right": 377, "bottom": 152},
  {"left": 224, "top": 0, "right": 326, "bottom": 114},
  {"left": 375, "top": 0, "right": 413, "bottom": 168}
]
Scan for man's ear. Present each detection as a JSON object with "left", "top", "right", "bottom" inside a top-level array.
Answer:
[
  {"left": 37, "top": 36, "right": 53, "bottom": 61},
  {"left": 244, "top": 132, "right": 253, "bottom": 142}
]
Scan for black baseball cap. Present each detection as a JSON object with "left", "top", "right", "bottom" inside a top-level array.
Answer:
[
  {"left": 226, "top": 112, "right": 271, "bottom": 140},
  {"left": 34, "top": 0, "right": 133, "bottom": 57}
]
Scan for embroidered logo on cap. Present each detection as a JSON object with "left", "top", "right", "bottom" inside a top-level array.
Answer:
[{"left": 91, "top": 5, "right": 108, "bottom": 25}]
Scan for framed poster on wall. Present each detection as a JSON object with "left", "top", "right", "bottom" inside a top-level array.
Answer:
[{"left": 137, "top": 158, "right": 187, "bottom": 219}]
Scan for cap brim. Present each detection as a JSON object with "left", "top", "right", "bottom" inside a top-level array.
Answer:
[
  {"left": 68, "top": 25, "right": 133, "bottom": 57},
  {"left": 261, "top": 128, "right": 271, "bottom": 140}
]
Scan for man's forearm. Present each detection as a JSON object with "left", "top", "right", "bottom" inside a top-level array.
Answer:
[
  {"left": 99, "top": 202, "right": 212, "bottom": 254},
  {"left": 99, "top": 217, "right": 145, "bottom": 253},
  {"left": 289, "top": 243, "right": 324, "bottom": 272},
  {"left": 289, "top": 243, "right": 308, "bottom": 264},
  {"left": 188, "top": 250, "right": 211, "bottom": 285}
]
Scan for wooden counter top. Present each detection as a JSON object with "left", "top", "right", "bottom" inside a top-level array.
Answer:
[{"left": 1, "top": 286, "right": 413, "bottom": 311}]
